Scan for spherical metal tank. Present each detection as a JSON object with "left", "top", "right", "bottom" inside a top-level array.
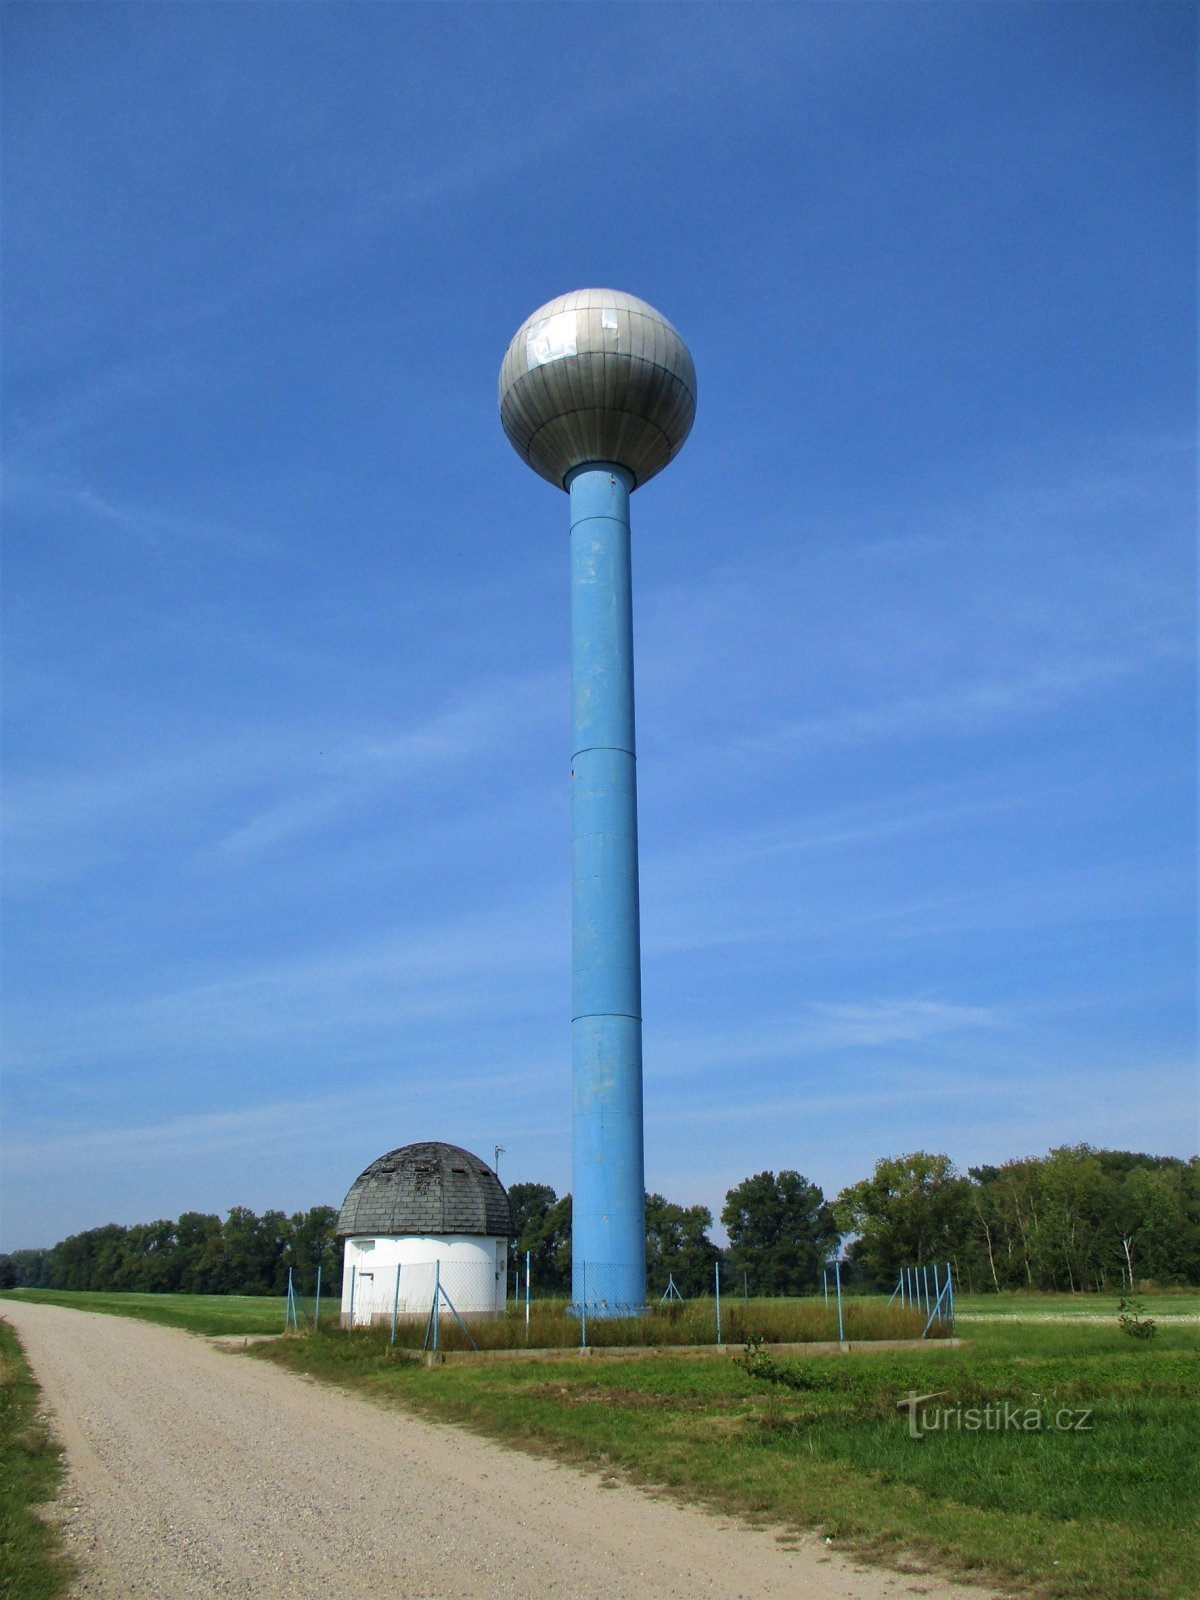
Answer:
[{"left": 499, "top": 289, "right": 697, "bottom": 490}]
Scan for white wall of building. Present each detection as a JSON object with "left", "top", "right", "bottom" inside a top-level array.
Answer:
[{"left": 341, "top": 1233, "right": 507, "bottom": 1325}]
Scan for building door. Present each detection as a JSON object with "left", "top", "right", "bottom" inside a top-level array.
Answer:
[{"left": 357, "top": 1271, "right": 374, "bottom": 1325}]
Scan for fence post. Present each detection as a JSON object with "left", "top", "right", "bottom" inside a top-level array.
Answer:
[
  {"left": 390, "top": 1262, "right": 402, "bottom": 1345},
  {"left": 714, "top": 1260, "right": 722, "bottom": 1345},
  {"left": 433, "top": 1260, "right": 441, "bottom": 1352},
  {"left": 823, "top": 1265, "right": 829, "bottom": 1308},
  {"left": 285, "top": 1266, "right": 293, "bottom": 1331},
  {"left": 932, "top": 1262, "right": 941, "bottom": 1324},
  {"left": 835, "top": 1256, "right": 844, "bottom": 1344},
  {"left": 947, "top": 1261, "right": 955, "bottom": 1327},
  {"left": 524, "top": 1249, "right": 531, "bottom": 1345},
  {"left": 314, "top": 1263, "right": 322, "bottom": 1330},
  {"left": 743, "top": 1270, "right": 748, "bottom": 1302},
  {"left": 348, "top": 1264, "right": 356, "bottom": 1331},
  {"left": 580, "top": 1262, "right": 587, "bottom": 1349}
]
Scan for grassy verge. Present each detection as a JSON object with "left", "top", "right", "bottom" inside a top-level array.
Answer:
[
  {"left": 954, "top": 1291, "right": 1199, "bottom": 1320},
  {"left": 251, "top": 1317, "right": 1198, "bottom": 1600},
  {"left": 0, "top": 1318, "right": 75, "bottom": 1600},
  {"left": 0, "top": 1288, "right": 290, "bottom": 1336}
]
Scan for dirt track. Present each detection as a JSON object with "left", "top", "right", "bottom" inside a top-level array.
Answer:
[{"left": 4, "top": 1301, "right": 1002, "bottom": 1600}]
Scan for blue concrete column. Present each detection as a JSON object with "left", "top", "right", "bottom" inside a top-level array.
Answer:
[{"left": 567, "top": 463, "right": 646, "bottom": 1311}]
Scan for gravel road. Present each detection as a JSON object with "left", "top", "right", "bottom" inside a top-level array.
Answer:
[{"left": 4, "top": 1301, "right": 1002, "bottom": 1600}]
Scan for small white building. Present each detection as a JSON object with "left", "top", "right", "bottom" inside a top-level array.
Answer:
[{"left": 336, "top": 1141, "right": 512, "bottom": 1327}]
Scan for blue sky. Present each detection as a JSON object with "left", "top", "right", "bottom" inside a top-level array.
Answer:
[{"left": 1, "top": 2, "right": 1194, "bottom": 1251}]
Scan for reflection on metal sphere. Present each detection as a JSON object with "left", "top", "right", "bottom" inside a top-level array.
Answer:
[{"left": 499, "top": 289, "right": 697, "bottom": 491}]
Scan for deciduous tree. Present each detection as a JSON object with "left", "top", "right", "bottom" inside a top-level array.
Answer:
[
  {"left": 644, "top": 1193, "right": 720, "bottom": 1297},
  {"left": 721, "top": 1171, "right": 838, "bottom": 1295},
  {"left": 508, "top": 1183, "right": 572, "bottom": 1294},
  {"left": 836, "top": 1152, "right": 971, "bottom": 1286}
]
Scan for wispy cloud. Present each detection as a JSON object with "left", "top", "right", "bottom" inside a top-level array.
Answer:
[
  {"left": 646, "top": 1073, "right": 1001, "bottom": 1134},
  {"left": 3, "top": 662, "right": 564, "bottom": 885},
  {"left": 651, "top": 998, "right": 1002, "bottom": 1081},
  {"left": 5, "top": 21, "right": 805, "bottom": 460},
  {"left": 641, "top": 851, "right": 1185, "bottom": 964},
  {"left": 648, "top": 1053, "right": 1199, "bottom": 1225},
  {"left": 71, "top": 486, "right": 279, "bottom": 556},
  {"left": 0, "top": 1062, "right": 553, "bottom": 1176},
  {"left": 738, "top": 647, "right": 1187, "bottom": 755},
  {"left": 3, "top": 473, "right": 285, "bottom": 558},
  {"left": 207, "top": 668, "right": 563, "bottom": 857},
  {"left": 636, "top": 435, "right": 1192, "bottom": 768},
  {"left": 638, "top": 768, "right": 1144, "bottom": 972},
  {"left": 649, "top": 776, "right": 1056, "bottom": 874},
  {"left": 2, "top": 877, "right": 566, "bottom": 1079}
]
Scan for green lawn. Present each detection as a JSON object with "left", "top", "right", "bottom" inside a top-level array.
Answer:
[
  {"left": 954, "top": 1291, "right": 1199, "bottom": 1320},
  {"left": 252, "top": 1315, "right": 1199, "bottom": 1600},
  {"left": 0, "top": 1319, "right": 75, "bottom": 1600},
  {"left": 4, "top": 1286, "right": 1197, "bottom": 1597},
  {"left": 0, "top": 1288, "right": 296, "bottom": 1336}
]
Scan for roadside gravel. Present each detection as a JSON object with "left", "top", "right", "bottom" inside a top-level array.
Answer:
[{"left": 3, "top": 1301, "right": 1002, "bottom": 1600}]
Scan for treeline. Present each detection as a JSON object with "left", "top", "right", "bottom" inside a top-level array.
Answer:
[
  {"left": 3, "top": 1145, "right": 1196, "bottom": 1298},
  {"left": 511, "top": 1146, "right": 1199, "bottom": 1296},
  {"left": 839, "top": 1147, "right": 1198, "bottom": 1292},
  {"left": 0, "top": 1207, "right": 341, "bottom": 1296},
  {"left": 507, "top": 1187, "right": 730, "bottom": 1298}
]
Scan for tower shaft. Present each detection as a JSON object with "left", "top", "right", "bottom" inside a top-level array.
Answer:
[{"left": 568, "top": 464, "right": 646, "bottom": 1309}]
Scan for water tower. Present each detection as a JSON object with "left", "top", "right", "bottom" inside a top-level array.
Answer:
[{"left": 499, "top": 289, "right": 697, "bottom": 1311}]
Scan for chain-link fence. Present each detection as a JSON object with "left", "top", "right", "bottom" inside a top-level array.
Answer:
[
  {"left": 283, "top": 1256, "right": 951, "bottom": 1349},
  {"left": 283, "top": 1266, "right": 327, "bottom": 1330},
  {"left": 345, "top": 1257, "right": 499, "bottom": 1339},
  {"left": 886, "top": 1262, "right": 956, "bottom": 1334},
  {"left": 570, "top": 1261, "right": 645, "bottom": 1322}
]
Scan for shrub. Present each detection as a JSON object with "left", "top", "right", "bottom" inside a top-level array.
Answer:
[{"left": 1116, "top": 1297, "right": 1157, "bottom": 1340}]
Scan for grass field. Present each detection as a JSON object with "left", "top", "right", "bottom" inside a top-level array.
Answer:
[
  {"left": 0, "top": 1319, "right": 75, "bottom": 1600},
  {"left": 252, "top": 1312, "right": 1197, "bottom": 1600},
  {"left": 3, "top": 1287, "right": 1196, "bottom": 1597},
  {"left": 954, "top": 1291, "right": 1199, "bottom": 1320},
  {"left": 0, "top": 1288, "right": 292, "bottom": 1336}
]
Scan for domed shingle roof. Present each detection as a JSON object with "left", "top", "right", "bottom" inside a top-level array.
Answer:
[{"left": 336, "top": 1142, "right": 512, "bottom": 1240}]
